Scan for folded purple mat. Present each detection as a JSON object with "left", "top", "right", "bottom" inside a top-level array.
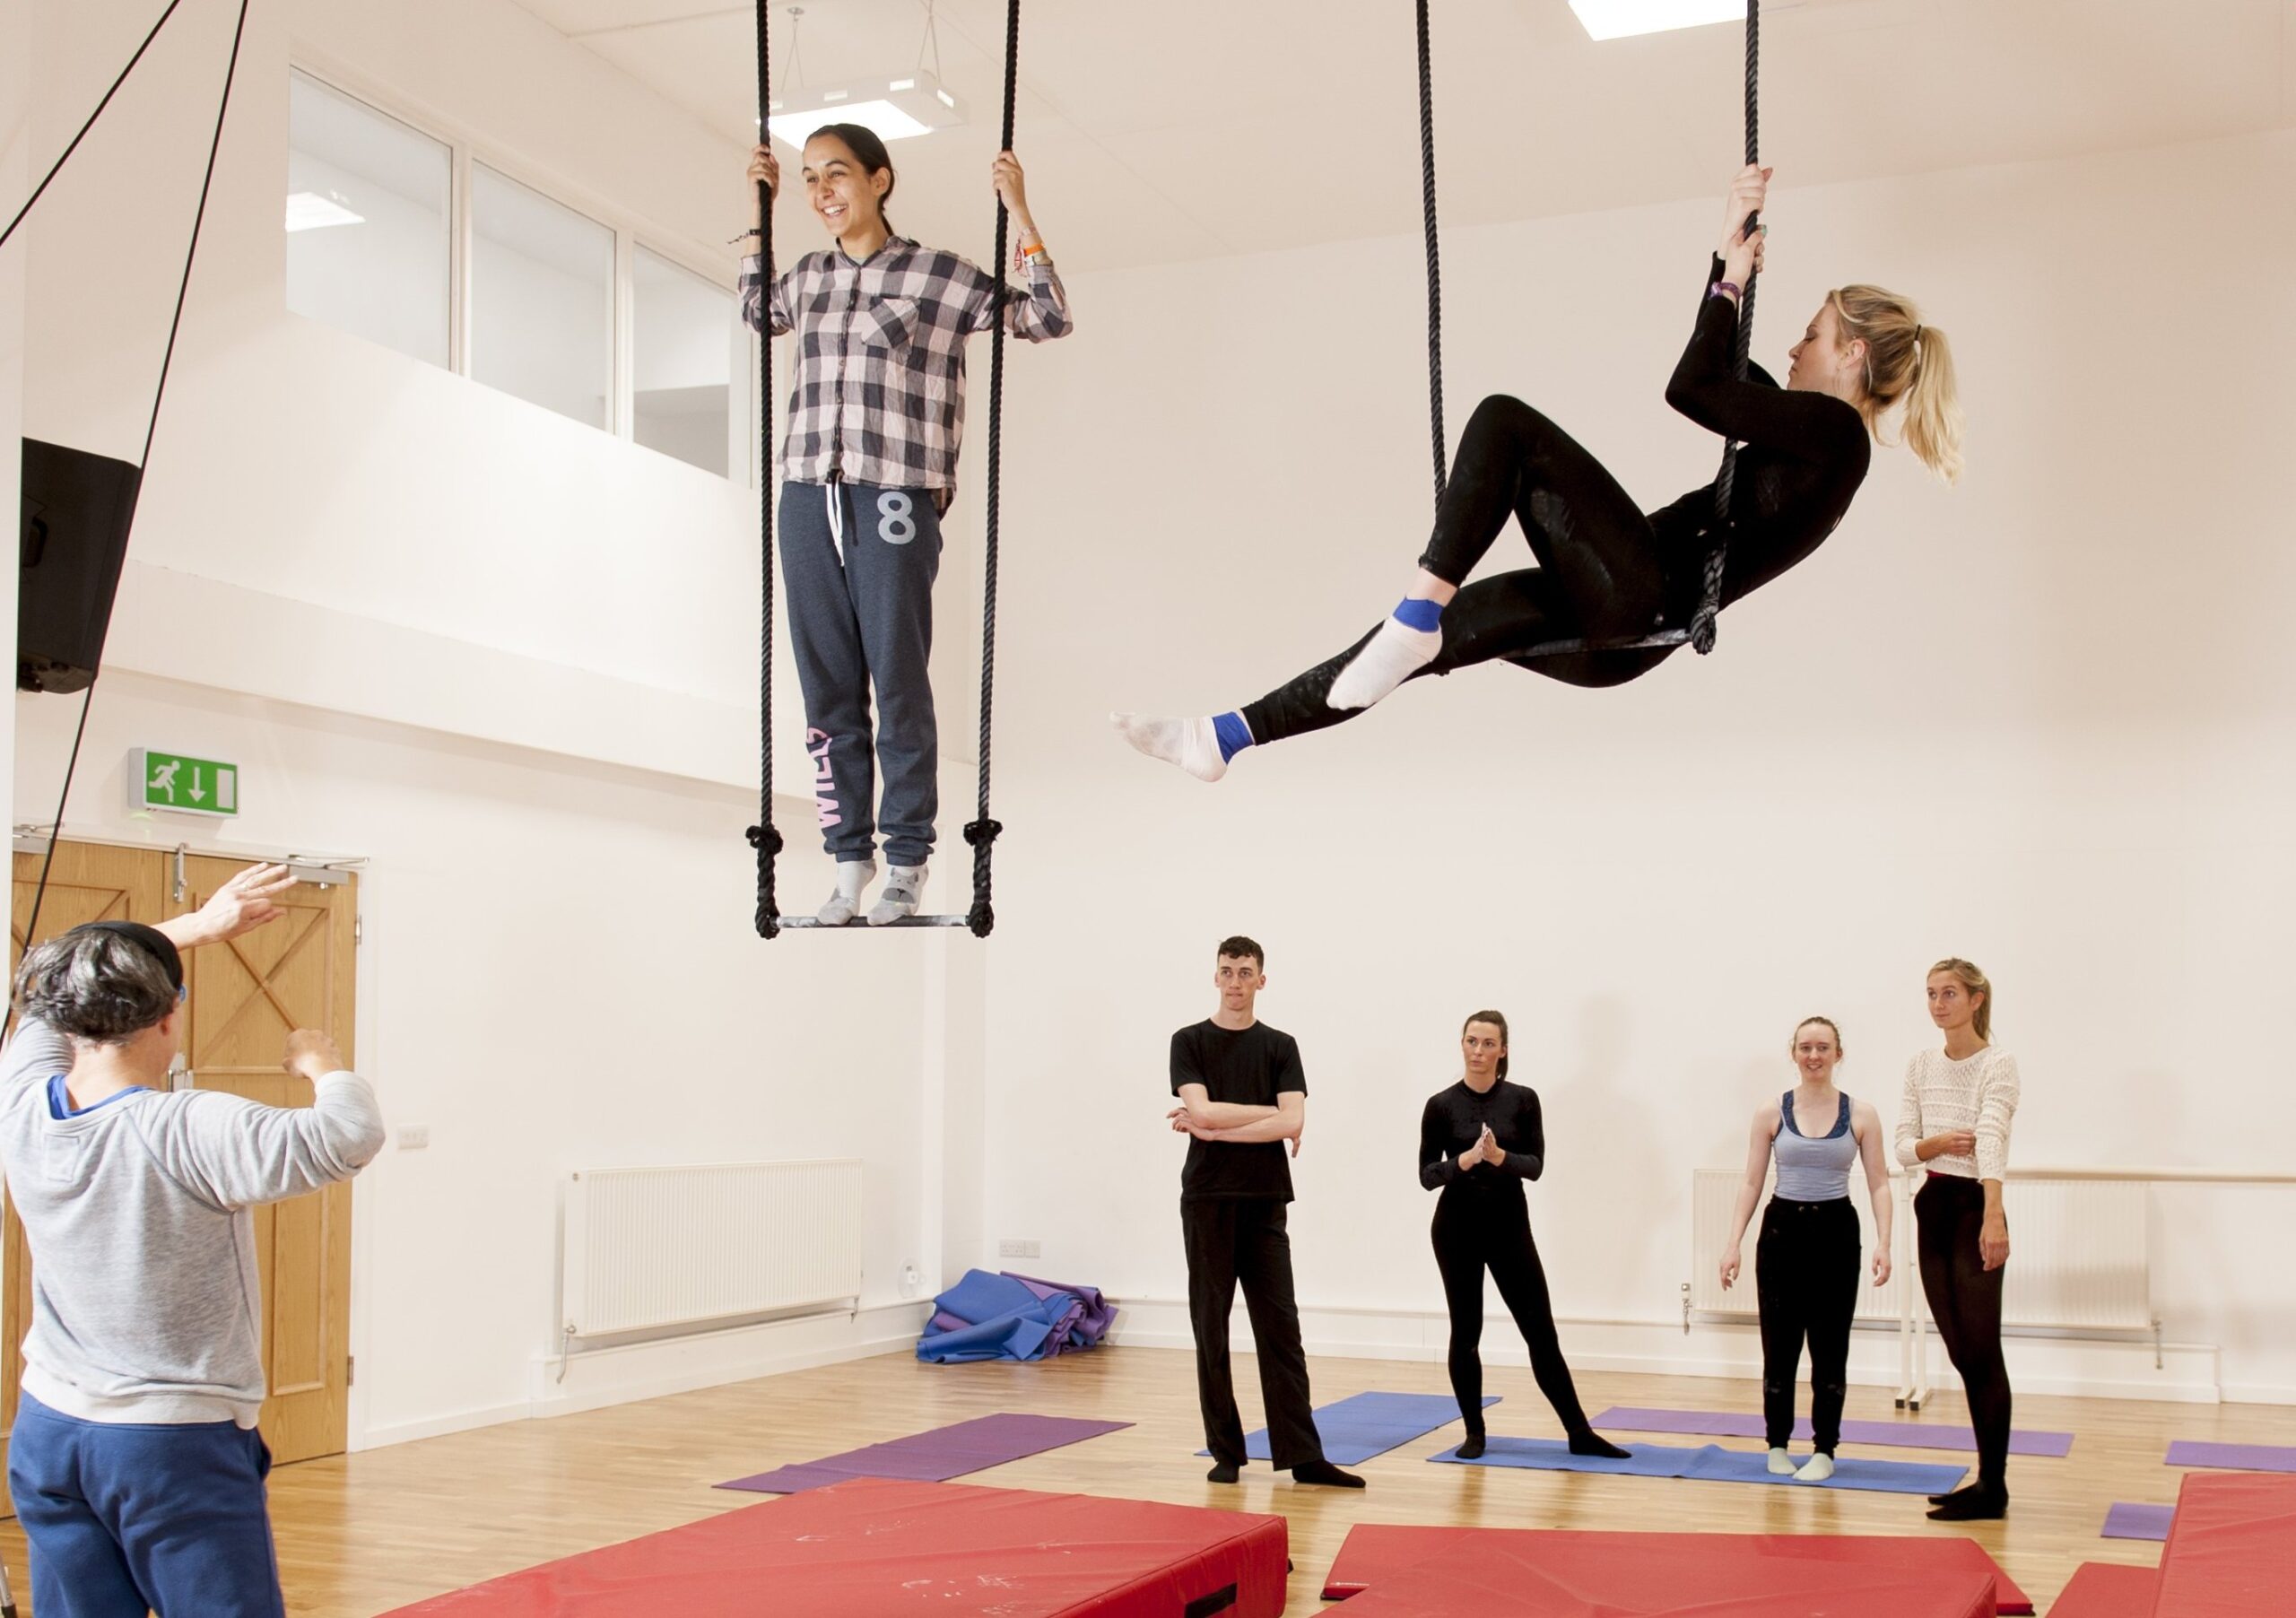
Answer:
[
  {"left": 1594, "top": 1405, "right": 2075, "bottom": 1458},
  {"left": 717, "top": 1412, "right": 1130, "bottom": 1495},
  {"left": 2165, "top": 1439, "right": 2296, "bottom": 1474},
  {"left": 2102, "top": 1501, "right": 2174, "bottom": 1541}
]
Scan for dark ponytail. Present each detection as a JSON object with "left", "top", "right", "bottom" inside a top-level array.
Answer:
[{"left": 808, "top": 123, "right": 897, "bottom": 234}]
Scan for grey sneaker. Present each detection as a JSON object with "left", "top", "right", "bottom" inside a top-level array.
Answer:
[
  {"left": 867, "top": 864, "right": 927, "bottom": 926},
  {"left": 817, "top": 859, "right": 877, "bottom": 926}
]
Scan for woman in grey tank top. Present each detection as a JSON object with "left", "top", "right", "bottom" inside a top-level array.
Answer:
[{"left": 1718, "top": 1017, "right": 1893, "bottom": 1481}]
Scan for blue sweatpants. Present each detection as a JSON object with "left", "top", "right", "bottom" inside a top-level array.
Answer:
[
  {"left": 7, "top": 1393, "right": 283, "bottom": 1618},
  {"left": 778, "top": 479, "right": 943, "bottom": 868}
]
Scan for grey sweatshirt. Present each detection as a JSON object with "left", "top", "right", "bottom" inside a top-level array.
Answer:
[{"left": 0, "top": 1017, "right": 385, "bottom": 1426}]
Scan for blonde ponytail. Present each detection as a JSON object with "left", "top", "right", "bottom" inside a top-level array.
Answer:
[{"left": 1831, "top": 284, "right": 1966, "bottom": 485}]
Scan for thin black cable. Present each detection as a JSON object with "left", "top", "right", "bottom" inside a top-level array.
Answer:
[
  {"left": 963, "top": 0, "right": 1021, "bottom": 939},
  {"left": 745, "top": 0, "right": 784, "bottom": 938},
  {"left": 8, "top": 0, "right": 245, "bottom": 1038},
  {"left": 1415, "top": 0, "right": 1445, "bottom": 509},
  {"left": 0, "top": 0, "right": 189, "bottom": 254},
  {"left": 1690, "top": 0, "right": 1759, "bottom": 657}
]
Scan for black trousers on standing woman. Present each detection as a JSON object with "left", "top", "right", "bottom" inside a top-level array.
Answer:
[
  {"left": 1754, "top": 1196, "right": 1862, "bottom": 1454},
  {"left": 1431, "top": 1196, "right": 1597, "bottom": 1439},
  {"left": 1916, "top": 1174, "right": 2013, "bottom": 1490}
]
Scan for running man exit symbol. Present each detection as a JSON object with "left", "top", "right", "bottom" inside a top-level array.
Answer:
[{"left": 127, "top": 749, "right": 239, "bottom": 818}]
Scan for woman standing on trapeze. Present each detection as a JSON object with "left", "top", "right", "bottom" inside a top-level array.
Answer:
[
  {"left": 1118, "top": 165, "right": 1963, "bottom": 779},
  {"left": 742, "top": 127, "right": 1073, "bottom": 923},
  {"left": 1717, "top": 1015, "right": 1892, "bottom": 1483}
]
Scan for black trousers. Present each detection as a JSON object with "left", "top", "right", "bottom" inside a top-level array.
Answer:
[
  {"left": 1916, "top": 1174, "right": 2013, "bottom": 1488},
  {"left": 1182, "top": 1198, "right": 1325, "bottom": 1469},
  {"left": 1754, "top": 1196, "right": 1862, "bottom": 1453},
  {"left": 1431, "top": 1195, "right": 1593, "bottom": 1437},
  {"left": 1241, "top": 395, "right": 1679, "bottom": 746}
]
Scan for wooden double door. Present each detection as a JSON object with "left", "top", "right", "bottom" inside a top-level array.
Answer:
[{"left": 3, "top": 839, "right": 359, "bottom": 1501}]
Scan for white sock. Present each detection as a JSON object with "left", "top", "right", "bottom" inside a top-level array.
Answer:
[
  {"left": 816, "top": 859, "right": 877, "bottom": 926},
  {"left": 1767, "top": 1448, "right": 1796, "bottom": 1475},
  {"left": 1795, "top": 1452, "right": 1835, "bottom": 1483},
  {"left": 1111, "top": 712, "right": 1227, "bottom": 782},
  {"left": 1325, "top": 612, "right": 1442, "bottom": 711},
  {"left": 867, "top": 864, "right": 926, "bottom": 926}
]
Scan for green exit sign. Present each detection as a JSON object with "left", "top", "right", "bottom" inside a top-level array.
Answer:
[{"left": 128, "top": 749, "right": 239, "bottom": 818}]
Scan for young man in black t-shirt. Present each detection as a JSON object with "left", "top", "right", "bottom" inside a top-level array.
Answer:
[{"left": 1168, "top": 936, "right": 1364, "bottom": 1489}]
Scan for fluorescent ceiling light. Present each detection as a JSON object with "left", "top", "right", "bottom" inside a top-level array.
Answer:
[
  {"left": 285, "top": 190, "right": 364, "bottom": 231},
  {"left": 1570, "top": 0, "right": 1747, "bottom": 41},
  {"left": 764, "top": 68, "right": 966, "bottom": 148}
]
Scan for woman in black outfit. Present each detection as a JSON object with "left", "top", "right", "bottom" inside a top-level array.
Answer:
[
  {"left": 1419, "top": 1011, "right": 1627, "bottom": 1460},
  {"left": 1118, "top": 165, "right": 1965, "bottom": 780}
]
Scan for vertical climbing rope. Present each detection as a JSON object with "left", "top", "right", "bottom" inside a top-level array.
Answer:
[
  {"left": 963, "top": 0, "right": 1022, "bottom": 939},
  {"left": 1690, "top": 0, "right": 1760, "bottom": 657},
  {"left": 746, "top": 0, "right": 785, "bottom": 937},
  {"left": 1415, "top": 0, "right": 1446, "bottom": 509}
]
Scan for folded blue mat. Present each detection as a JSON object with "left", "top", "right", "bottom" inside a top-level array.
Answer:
[
  {"left": 1204, "top": 1391, "right": 1500, "bottom": 1466},
  {"left": 917, "top": 1270, "right": 1079, "bottom": 1363},
  {"left": 1431, "top": 1437, "right": 1968, "bottom": 1496}
]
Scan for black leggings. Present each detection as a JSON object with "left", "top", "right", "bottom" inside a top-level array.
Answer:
[
  {"left": 1242, "top": 395, "right": 1678, "bottom": 745},
  {"left": 1431, "top": 1196, "right": 1594, "bottom": 1438},
  {"left": 1916, "top": 1175, "right": 2013, "bottom": 1489},
  {"left": 1755, "top": 1196, "right": 1861, "bottom": 1454}
]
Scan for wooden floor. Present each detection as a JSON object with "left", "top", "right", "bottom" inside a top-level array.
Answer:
[{"left": 5, "top": 1346, "right": 2292, "bottom": 1614}]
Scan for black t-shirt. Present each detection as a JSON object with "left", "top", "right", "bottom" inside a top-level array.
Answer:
[{"left": 1170, "top": 1019, "right": 1307, "bottom": 1202}]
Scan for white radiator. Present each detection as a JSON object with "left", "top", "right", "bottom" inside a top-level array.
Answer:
[
  {"left": 1691, "top": 1170, "right": 2152, "bottom": 1333},
  {"left": 562, "top": 1159, "right": 863, "bottom": 1339}
]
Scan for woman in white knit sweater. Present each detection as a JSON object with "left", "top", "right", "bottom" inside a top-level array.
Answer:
[{"left": 1896, "top": 956, "right": 2019, "bottom": 1520}]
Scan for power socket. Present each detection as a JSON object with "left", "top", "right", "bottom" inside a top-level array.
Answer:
[
  {"left": 396, "top": 1124, "right": 431, "bottom": 1151},
  {"left": 997, "top": 1238, "right": 1040, "bottom": 1259}
]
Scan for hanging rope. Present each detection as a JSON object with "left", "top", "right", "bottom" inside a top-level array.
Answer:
[
  {"left": 745, "top": 1, "right": 785, "bottom": 938},
  {"left": 6, "top": 0, "right": 251, "bottom": 1040},
  {"left": 1688, "top": 0, "right": 1760, "bottom": 657},
  {"left": 0, "top": 0, "right": 190, "bottom": 253},
  {"left": 962, "top": 0, "right": 1022, "bottom": 940},
  {"left": 1415, "top": 0, "right": 1445, "bottom": 509}
]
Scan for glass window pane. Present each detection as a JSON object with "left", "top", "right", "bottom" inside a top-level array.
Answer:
[
  {"left": 471, "top": 164, "right": 613, "bottom": 429},
  {"left": 286, "top": 72, "right": 450, "bottom": 368},
  {"left": 633, "top": 248, "right": 740, "bottom": 477}
]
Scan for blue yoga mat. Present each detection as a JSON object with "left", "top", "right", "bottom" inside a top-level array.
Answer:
[
  {"left": 1431, "top": 1437, "right": 1969, "bottom": 1496},
  {"left": 2103, "top": 1501, "right": 2175, "bottom": 1541},
  {"left": 1203, "top": 1391, "right": 1499, "bottom": 1466}
]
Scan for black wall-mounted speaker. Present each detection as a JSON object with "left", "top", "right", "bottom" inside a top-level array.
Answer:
[{"left": 18, "top": 437, "right": 143, "bottom": 694}]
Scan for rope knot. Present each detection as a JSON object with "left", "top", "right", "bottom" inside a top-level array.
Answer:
[
  {"left": 962, "top": 818, "right": 1004, "bottom": 849},
  {"left": 745, "top": 824, "right": 786, "bottom": 857}
]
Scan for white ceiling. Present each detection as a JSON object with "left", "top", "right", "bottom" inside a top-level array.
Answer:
[{"left": 507, "top": 0, "right": 2296, "bottom": 270}]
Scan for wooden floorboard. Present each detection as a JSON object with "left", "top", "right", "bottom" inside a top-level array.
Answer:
[{"left": 5, "top": 1347, "right": 2293, "bottom": 1614}]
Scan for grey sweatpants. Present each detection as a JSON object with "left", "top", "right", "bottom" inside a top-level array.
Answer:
[{"left": 779, "top": 479, "right": 943, "bottom": 867}]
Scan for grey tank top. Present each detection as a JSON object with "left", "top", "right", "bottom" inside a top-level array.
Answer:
[{"left": 1772, "top": 1091, "right": 1856, "bottom": 1201}]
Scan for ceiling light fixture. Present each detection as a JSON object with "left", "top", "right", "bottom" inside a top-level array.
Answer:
[
  {"left": 1570, "top": 0, "right": 1747, "bottom": 41},
  {"left": 760, "top": 2, "right": 966, "bottom": 148},
  {"left": 284, "top": 191, "right": 364, "bottom": 231}
]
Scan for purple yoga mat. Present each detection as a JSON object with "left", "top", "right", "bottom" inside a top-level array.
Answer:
[
  {"left": 2102, "top": 1502, "right": 2174, "bottom": 1541},
  {"left": 716, "top": 1412, "right": 1130, "bottom": 1495},
  {"left": 2165, "top": 1439, "right": 2296, "bottom": 1474},
  {"left": 1594, "top": 1405, "right": 2075, "bottom": 1458}
]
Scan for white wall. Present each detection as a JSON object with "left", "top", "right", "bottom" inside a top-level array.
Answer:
[
  {"left": 974, "top": 128, "right": 2296, "bottom": 1403},
  {"left": 2, "top": 0, "right": 27, "bottom": 889}
]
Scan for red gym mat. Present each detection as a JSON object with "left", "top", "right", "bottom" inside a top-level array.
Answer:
[
  {"left": 1322, "top": 1524, "right": 2028, "bottom": 1614},
  {"left": 2048, "top": 1562, "right": 2158, "bottom": 1618},
  {"left": 2152, "top": 1471, "right": 2296, "bottom": 1616},
  {"left": 1322, "top": 1530, "right": 1993, "bottom": 1616},
  {"left": 377, "top": 1476, "right": 1288, "bottom": 1617}
]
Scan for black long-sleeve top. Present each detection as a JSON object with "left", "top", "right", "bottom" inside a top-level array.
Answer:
[
  {"left": 1646, "top": 257, "right": 1872, "bottom": 624},
  {"left": 1419, "top": 1079, "right": 1546, "bottom": 1208}
]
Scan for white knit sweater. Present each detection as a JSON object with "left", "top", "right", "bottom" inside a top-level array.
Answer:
[{"left": 1894, "top": 1046, "right": 2020, "bottom": 1183}]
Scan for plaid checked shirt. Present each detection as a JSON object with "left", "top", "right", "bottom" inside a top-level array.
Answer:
[{"left": 740, "top": 237, "right": 1073, "bottom": 499}]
